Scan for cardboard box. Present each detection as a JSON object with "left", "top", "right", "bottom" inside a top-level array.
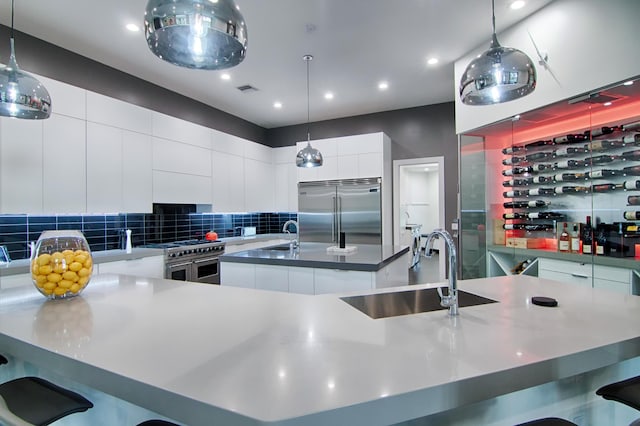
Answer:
[
  {"left": 493, "top": 219, "right": 506, "bottom": 245},
  {"left": 506, "top": 237, "right": 545, "bottom": 249}
]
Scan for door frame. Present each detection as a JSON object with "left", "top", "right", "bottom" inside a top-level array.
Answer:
[{"left": 393, "top": 156, "right": 446, "bottom": 281}]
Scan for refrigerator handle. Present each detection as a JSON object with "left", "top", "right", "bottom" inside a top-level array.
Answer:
[
  {"left": 337, "top": 196, "right": 342, "bottom": 236},
  {"left": 332, "top": 196, "right": 337, "bottom": 243}
]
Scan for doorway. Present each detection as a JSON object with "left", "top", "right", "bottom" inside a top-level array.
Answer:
[{"left": 393, "top": 157, "right": 446, "bottom": 283}]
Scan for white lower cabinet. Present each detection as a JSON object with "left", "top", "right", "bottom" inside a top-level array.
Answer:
[
  {"left": 96, "top": 256, "right": 164, "bottom": 279},
  {"left": 538, "top": 258, "right": 632, "bottom": 294},
  {"left": 288, "top": 267, "right": 314, "bottom": 295},
  {"left": 255, "top": 265, "right": 289, "bottom": 293},
  {"left": 220, "top": 262, "right": 256, "bottom": 289},
  {"left": 314, "top": 268, "right": 373, "bottom": 295}
]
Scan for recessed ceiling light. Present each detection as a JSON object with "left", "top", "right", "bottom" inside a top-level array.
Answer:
[
  {"left": 378, "top": 81, "right": 389, "bottom": 90},
  {"left": 220, "top": 73, "right": 231, "bottom": 80},
  {"left": 623, "top": 80, "right": 634, "bottom": 86},
  {"left": 273, "top": 101, "right": 282, "bottom": 109},
  {"left": 510, "top": 1, "right": 526, "bottom": 10},
  {"left": 427, "top": 57, "right": 439, "bottom": 66},
  {"left": 324, "top": 92, "right": 334, "bottom": 100},
  {"left": 126, "top": 23, "right": 140, "bottom": 32},
  {"left": 424, "top": 167, "right": 430, "bottom": 172},
  {"left": 603, "top": 102, "right": 612, "bottom": 106}
]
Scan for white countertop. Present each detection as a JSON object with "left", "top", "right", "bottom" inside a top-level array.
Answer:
[{"left": 1, "top": 275, "right": 640, "bottom": 425}]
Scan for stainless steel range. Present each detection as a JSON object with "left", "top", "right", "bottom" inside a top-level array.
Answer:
[{"left": 148, "top": 240, "right": 225, "bottom": 284}]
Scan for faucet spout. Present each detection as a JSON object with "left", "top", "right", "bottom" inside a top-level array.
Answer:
[
  {"left": 423, "top": 229, "right": 458, "bottom": 316},
  {"left": 282, "top": 220, "right": 299, "bottom": 250}
]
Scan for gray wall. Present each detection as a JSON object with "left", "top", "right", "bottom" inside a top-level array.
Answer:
[
  {"left": 266, "top": 103, "right": 459, "bottom": 235},
  {"left": 2, "top": 25, "right": 459, "bottom": 229}
]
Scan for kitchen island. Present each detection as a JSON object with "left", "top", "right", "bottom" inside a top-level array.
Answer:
[
  {"left": 220, "top": 242, "right": 411, "bottom": 294},
  {"left": 1, "top": 274, "right": 640, "bottom": 425}
]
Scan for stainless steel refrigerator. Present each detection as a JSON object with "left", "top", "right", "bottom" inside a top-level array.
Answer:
[{"left": 298, "top": 178, "right": 382, "bottom": 245}]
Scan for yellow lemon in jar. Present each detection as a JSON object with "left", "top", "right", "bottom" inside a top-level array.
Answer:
[
  {"left": 35, "top": 275, "right": 47, "bottom": 287},
  {"left": 51, "top": 251, "right": 64, "bottom": 260},
  {"left": 42, "top": 287, "right": 53, "bottom": 295},
  {"left": 43, "top": 282, "right": 57, "bottom": 291},
  {"left": 78, "top": 276, "right": 89, "bottom": 286},
  {"left": 38, "top": 265, "right": 53, "bottom": 275},
  {"left": 69, "top": 261, "right": 83, "bottom": 272},
  {"left": 52, "top": 262, "right": 66, "bottom": 274},
  {"left": 31, "top": 261, "right": 39, "bottom": 274},
  {"left": 70, "top": 283, "right": 81, "bottom": 293},
  {"left": 84, "top": 258, "right": 93, "bottom": 269},
  {"left": 36, "top": 253, "right": 51, "bottom": 266},
  {"left": 53, "top": 287, "right": 67, "bottom": 296},
  {"left": 62, "top": 271, "right": 79, "bottom": 282},
  {"left": 77, "top": 268, "right": 91, "bottom": 278},
  {"left": 58, "top": 280, "right": 73, "bottom": 289},
  {"left": 62, "top": 249, "right": 74, "bottom": 256},
  {"left": 47, "top": 273, "right": 62, "bottom": 283},
  {"left": 74, "top": 254, "right": 87, "bottom": 264}
]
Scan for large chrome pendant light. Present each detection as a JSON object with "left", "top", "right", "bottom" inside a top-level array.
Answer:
[
  {"left": 0, "top": 0, "right": 51, "bottom": 119},
  {"left": 144, "top": 0, "right": 248, "bottom": 70},
  {"left": 296, "top": 54, "right": 323, "bottom": 168},
  {"left": 459, "top": 0, "right": 536, "bottom": 105}
]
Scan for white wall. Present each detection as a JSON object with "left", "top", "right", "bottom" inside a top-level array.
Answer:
[{"left": 454, "top": 0, "right": 640, "bottom": 133}]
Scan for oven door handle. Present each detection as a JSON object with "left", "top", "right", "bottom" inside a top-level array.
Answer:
[
  {"left": 168, "top": 261, "right": 193, "bottom": 268},
  {"left": 193, "top": 258, "right": 219, "bottom": 264}
]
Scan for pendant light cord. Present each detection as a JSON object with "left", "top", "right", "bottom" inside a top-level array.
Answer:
[
  {"left": 491, "top": 0, "right": 496, "bottom": 35},
  {"left": 10, "top": 0, "right": 14, "bottom": 39},
  {"left": 305, "top": 55, "right": 311, "bottom": 142}
]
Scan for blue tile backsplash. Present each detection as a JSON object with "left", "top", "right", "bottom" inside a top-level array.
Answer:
[{"left": 0, "top": 212, "right": 297, "bottom": 260}]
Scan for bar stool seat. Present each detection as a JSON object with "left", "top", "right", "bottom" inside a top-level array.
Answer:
[
  {"left": 597, "top": 375, "right": 640, "bottom": 412},
  {"left": 0, "top": 354, "right": 7, "bottom": 365},
  {"left": 137, "top": 420, "right": 181, "bottom": 425},
  {"left": 0, "top": 376, "right": 93, "bottom": 425},
  {"left": 516, "top": 417, "right": 577, "bottom": 426}
]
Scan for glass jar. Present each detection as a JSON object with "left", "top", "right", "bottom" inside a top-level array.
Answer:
[{"left": 31, "top": 230, "right": 93, "bottom": 299}]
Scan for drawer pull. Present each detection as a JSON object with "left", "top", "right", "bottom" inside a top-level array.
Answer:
[{"left": 571, "top": 273, "right": 589, "bottom": 279}]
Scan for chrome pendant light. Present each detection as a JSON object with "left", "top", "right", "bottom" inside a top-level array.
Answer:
[
  {"left": 144, "top": 0, "right": 248, "bottom": 70},
  {"left": 0, "top": 0, "right": 51, "bottom": 119},
  {"left": 296, "top": 55, "right": 323, "bottom": 168},
  {"left": 459, "top": 0, "right": 536, "bottom": 105}
]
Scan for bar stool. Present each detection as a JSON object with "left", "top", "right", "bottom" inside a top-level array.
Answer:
[
  {"left": 0, "top": 376, "right": 93, "bottom": 425},
  {"left": 137, "top": 421, "right": 181, "bottom": 425},
  {"left": 0, "top": 354, "right": 7, "bottom": 365},
  {"left": 515, "top": 418, "right": 577, "bottom": 426},
  {"left": 597, "top": 375, "right": 640, "bottom": 425}
]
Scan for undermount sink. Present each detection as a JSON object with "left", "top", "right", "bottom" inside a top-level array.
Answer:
[
  {"left": 341, "top": 287, "right": 497, "bottom": 319},
  {"left": 260, "top": 245, "right": 293, "bottom": 251}
]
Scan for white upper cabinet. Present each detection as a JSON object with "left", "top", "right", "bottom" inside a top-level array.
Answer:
[
  {"left": 152, "top": 137, "right": 212, "bottom": 177},
  {"left": 244, "top": 158, "right": 274, "bottom": 212},
  {"left": 0, "top": 119, "right": 44, "bottom": 213},
  {"left": 152, "top": 112, "right": 211, "bottom": 149},
  {"left": 38, "top": 76, "right": 86, "bottom": 120},
  {"left": 273, "top": 146, "right": 298, "bottom": 211},
  {"left": 43, "top": 115, "right": 86, "bottom": 213},
  {"left": 212, "top": 151, "right": 245, "bottom": 212},
  {"left": 86, "top": 91, "right": 152, "bottom": 135},
  {"left": 87, "top": 122, "right": 122, "bottom": 213},
  {"left": 122, "top": 131, "right": 152, "bottom": 213},
  {"left": 153, "top": 170, "right": 212, "bottom": 205},
  {"left": 211, "top": 129, "right": 245, "bottom": 156}
]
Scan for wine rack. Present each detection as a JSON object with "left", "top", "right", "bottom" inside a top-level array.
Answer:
[{"left": 500, "top": 119, "right": 640, "bottom": 256}]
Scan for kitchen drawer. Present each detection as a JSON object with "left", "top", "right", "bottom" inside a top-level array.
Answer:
[
  {"left": 593, "top": 264, "right": 631, "bottom": 283},
  {"left": 538, "top": 258, "right": 593, "bottom": 277},
  {"left": 538, "top": 269, "right": 592, "bottom": 287},
  {"left": 255, "top": 265, "right": 288, "bottom": 293},
  {"left": 593, "top": 278, "right": 630, "bottom": 294}
]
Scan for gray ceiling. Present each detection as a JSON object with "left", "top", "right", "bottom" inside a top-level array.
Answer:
[{"left": 0, "top": 0, "right": 554, "bottom": 129}]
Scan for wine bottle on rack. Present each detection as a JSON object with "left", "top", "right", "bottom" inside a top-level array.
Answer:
[
  {"left": 585, "top": 140, "right": 626, "bottom": 151},
  {"left": 554, "top": 146, "right": 588, "bottom": 157},
  {"left": 526, "top": 187, "right": 555, "bottom": 196},
  {"left": 589, "top": 154, "right": 620, "bottom": 165},
  {"left": 621, "top": 149, "right": 640, "bottom": 161},
  {"left": 587, "top": 169, "right": 618, "bottom": 179},
  {"left": 524, "top": 139, "right": 554, "bottom": 149},
  {"left": 503, "top": 223, "right": 554, "bottom": 231},
  {"left": 525, "top": 152, "right": 554, "bottom": 162},
  {"left": 624, "top": 211, "right": 640, "bottom": 220},
  {"left": 554, "top": 172, "right": 588, "bottom": 182},
  {"left": 582, "top": 216, "right": 593, "bottom": 254},
  {"left": 588, "top": 126, "right": 622, "bottom": 138},
  {"left": 622, "top": 121, "right": 640, "bottom": 132},
  {"left": 531, "top": 175, "right": 552, "bottom": 184},
  {"left": 503, "top": 190, "right": 526, "bottom": 198},
  {"left": 628, "top": 195, "right": 640, "bottom": 205},
  {"left": 622, "top": 134, "right": 640, "bottom": 145},
  {"left": 502, "top": 166, "right": 534, "bottom": 176},
  {"left": 527, "top": 211, "right": 565, "bottom": 219},
  {"left": 503, "top": 212, "right": 525, "bottom": 220},
  {"left": 622, "top": 180, "right": 640, "bottom": 190},
  {"left": 503, "top": 179, "right": 524, "bottom": 187},
  {"left": 553, "top": 159, "right": 588, "bottom": 169},
  {"left": 591, "top": 183, "right": 617, "bottom": 193},
  {"left": 554, "top": 186, "right": 590, "bottom": 194},
  {"left": 553, "top": 133, "right": 589, "bottom": 144},
  {"left": 503, "top": 200, "right": 550, "bottom": 209},
  {"left": 622, "top": 165, "right": 640, "bottom": 176},
  {"left": 502, "top": 146, "right": 526, "bottom": 154},
  {"left": 502, "top": 156, "right": 526, "bottom": 166}
]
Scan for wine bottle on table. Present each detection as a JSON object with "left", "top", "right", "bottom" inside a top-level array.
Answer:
[
  {"left": 582, "top": 216, "right": 593, "bottom": 254},
  {"left": 559, "top": 223, "right": 570, "bottom": 252},
  {"left": 570, "top": 224, "right": 580, "bottom": 253},
  {"left": 595, "top": 224, "right": 608, "bottom": 256}
]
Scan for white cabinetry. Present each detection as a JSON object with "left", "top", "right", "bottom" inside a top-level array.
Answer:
[
  {"left": 538, "top": 258, "right": 632, "bottom": 294},
  {"left": 244, "top": 158, "right": 274, "bottom": 212},
  {"left": 255, "top": 265, "right": 289, "bottom": 292},
  {"left": 273, "top": 146, "right": 298, "bottom": 212},
  {"left": 212, "top": 151, "right": 245, "bottom": 212},
  {"left": 122, "top": 131, "right": 152, "bottom": 213},
  {"left": 97, "top": 255, "right": 164, "bottom": 279},
  {"left": 0, "top": 119, "right": 43, "bottom": 213},
  {"left": 87, "top": 122, "right": 122, "bottom": 213}
]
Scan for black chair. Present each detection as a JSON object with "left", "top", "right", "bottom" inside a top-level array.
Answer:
[
  {"left": 515, "top": 418, "right": 577, "bottom": 426},
  {"left": 0, "top": 376, "right": 93, "bottom": 425},
  {"left": 597, "top": 375, "right": 640, "bottom": 412},
  {"left": 137, "top": 421, "right": 181, "bottom": 426},
  {"left": 0, "top": 354, "right": 7, "bottom": 365}
]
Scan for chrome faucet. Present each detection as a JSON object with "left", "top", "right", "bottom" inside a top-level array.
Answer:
[
  {"left": 423, "top": 229, "right": 458, "bottom": 316},
  {"left": 282, "top": 220, "right": 299, "bottom": 250}
]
